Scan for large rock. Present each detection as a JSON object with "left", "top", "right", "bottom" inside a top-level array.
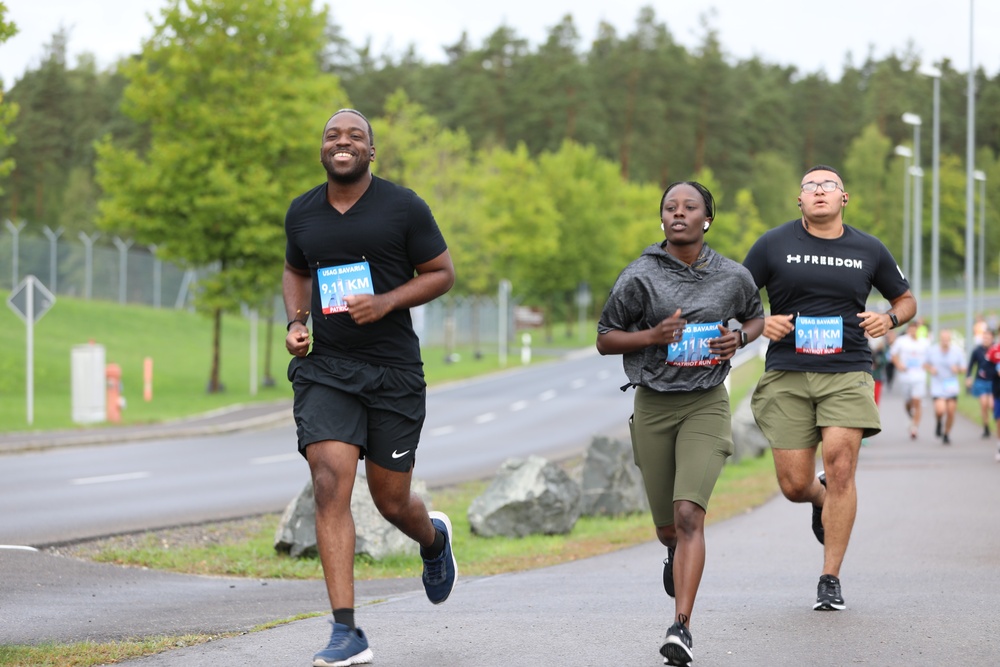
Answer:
[
  {"left": 731, "top": 394, "right": 769, "bottom": 463},
  {"left": 274, "top": 479, "right": 318, "bottom": 558},
  {"left": 467, "top": 455, "right": 581, "bottom": 537},
  {"left": 353, "top": 475, "right": 431, "bottom": 560},
  {"left": 274, "top": 473, "right": 431, "bottom": 560},
  {"left": 580, "top": 435, "right": 648, "bottom": 516}
]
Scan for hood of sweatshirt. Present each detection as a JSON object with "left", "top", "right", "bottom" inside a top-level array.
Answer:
[{"left": 640, "top": 241, "right": 720, "bottom": 281}]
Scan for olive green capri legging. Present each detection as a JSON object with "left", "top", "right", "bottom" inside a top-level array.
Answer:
[{"left": 629, "top": 383, "right": 734, "bottom": 528}]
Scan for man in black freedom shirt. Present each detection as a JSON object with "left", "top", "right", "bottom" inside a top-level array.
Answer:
[{"left": 743, "top": 165, "right": 916, "bottom": 612}]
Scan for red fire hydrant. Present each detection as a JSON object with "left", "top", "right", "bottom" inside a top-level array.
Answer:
[{"left": 106, "top": 363, "right": 122, "bottom": 423}]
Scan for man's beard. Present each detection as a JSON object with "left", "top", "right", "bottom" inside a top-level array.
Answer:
[{"left": 323, "top": 154, "right": 369, "bottom": 184}]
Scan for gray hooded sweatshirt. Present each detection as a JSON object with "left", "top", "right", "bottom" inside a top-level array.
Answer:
[{"left": 598, "top": 242, "right": 764, "bottom": 393}]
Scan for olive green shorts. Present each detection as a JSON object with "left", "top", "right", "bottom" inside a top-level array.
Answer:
[
  {"left": 629, "top": 384, "right": 733, "bottom": 527},
  {"left": 751, "top": 370, "right": 881, "bottom": 450}
]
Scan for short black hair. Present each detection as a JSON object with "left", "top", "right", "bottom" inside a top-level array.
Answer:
[
  {"left": 803, "top": 164, "right": 843, "bottom": 183},
  {"left": 660, "top": 181, "right": 716, "bottom": 220},
  {"left": 326, "top": 108, "right": 374, "bottom": 146}
]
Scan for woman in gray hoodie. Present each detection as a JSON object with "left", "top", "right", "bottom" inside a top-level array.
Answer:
[{"left": 597, "top": 181, "right": 764, "bottom": 667}]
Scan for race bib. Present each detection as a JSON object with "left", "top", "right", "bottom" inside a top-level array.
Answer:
[
  {"left": 666, "top": 321, "right": 722, "bottom": 367},
  {"left": 795, "top": 316, "right": 843, "bottom": 355},
  {"left": 318, "top": 261, "right": 374, "bottom": 314},
  {"left": 941, "top": 377, "right": 960, "bottom": 396}
]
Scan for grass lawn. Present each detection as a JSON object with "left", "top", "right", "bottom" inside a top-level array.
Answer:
[{"left": 0, "top": 292, "right": 577, "bottom": 434}]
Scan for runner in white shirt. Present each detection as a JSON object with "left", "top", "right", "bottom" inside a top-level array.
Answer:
[
  {"left": 891, "top": 324, "right": 930, "bottom": 439},
  {"left": 924, "top": 329, "right": 965, "bottom": 445}
]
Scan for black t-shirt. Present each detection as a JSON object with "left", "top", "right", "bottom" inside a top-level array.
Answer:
[
  {"left": 743, "top": 219, "right": 910, "bottom": 373},
  {"left": 284, "top": 176, "right": 448, "bottom": 371}
]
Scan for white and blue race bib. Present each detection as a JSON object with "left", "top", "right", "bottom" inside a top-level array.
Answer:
[
  {"left": 795, "top": 316, "right": 843, "bottom": 355},
  {"left": 941, "top": 377, "right": 960, "bottom": 396},
  {"left": 318, "top": 261, "right": 374, "bottom": 314},
  {"left": 666, "top": 321, "right": 722, "bottom": 367}
]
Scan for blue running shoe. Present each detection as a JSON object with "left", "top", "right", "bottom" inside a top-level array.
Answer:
[
  {"left": 423, "top": 511, "right": 457, "bottom": 604},
  {"left": 313, "top": 622, "right": 372, "bottom": 667}
]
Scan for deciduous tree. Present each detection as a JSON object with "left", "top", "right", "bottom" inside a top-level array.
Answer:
[
  {"left": 0, "top": 1, "right": 17, "bottom": 194},
  {"left": 95, "top": 0, "right": 346, "bottom": 392}
]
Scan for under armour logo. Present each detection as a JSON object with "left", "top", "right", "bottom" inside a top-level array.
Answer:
[{"left": 787, "top": 254, "right": 801, "bottom": 263}]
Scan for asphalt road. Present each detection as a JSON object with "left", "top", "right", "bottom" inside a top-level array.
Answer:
[
  {"left": 2, "top": 385, "right": 999, "bottom": 666},
  {"left": 0, "top": 349, "right": 634, "bottom": 546}
]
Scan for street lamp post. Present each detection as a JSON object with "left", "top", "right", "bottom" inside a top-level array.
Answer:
[
  {"left": 920, "top": 65, "right": 942, "bottom": 339},
  {"left": 965, "top": 0, "right": 977, "bottom": 353},
  {"left": 975, "top": 170, "right": 987, "bottom": 314},
  {"left": 894, "top": 145, "right": 913, "bottom": 280},
  {"left": 903, "top": 113, "right": 923, "bottom": 304},
  {"left": 910, "top": 166, "right": 925, "bottom": 314}
]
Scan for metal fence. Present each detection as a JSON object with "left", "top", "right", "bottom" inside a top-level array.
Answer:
[
  {"left": 1, "top": 222, "right": 204, "bottom": 309},
  {"left": 1, "top": 223, "right": 545, "bottom": 350}
]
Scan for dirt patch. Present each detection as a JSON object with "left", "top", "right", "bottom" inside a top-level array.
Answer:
[{"left": 45, "top": 513, "right": 281, "bottom": 560}]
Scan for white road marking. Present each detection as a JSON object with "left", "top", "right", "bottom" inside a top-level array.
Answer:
[
  {"left": 429, "top": 426, "right": 456, "bottom": 437},
  {"left": 597, "top": 370, "right": 611, "bottom": 379},
  {"left": 250, "top": 453, "right": 300, "bottom": 465},
  {"left": 0, "top": 545, "right": 38, "bottom": 552},
  {"left": 474, "top": 412, "right": 497, "bottom": 424},
  {"left": 539, "top": 390, "right": 557, "bottom": 401},
  {"left": 71, "top": 471, "right": 151, "bottom": 485},
  {"left": 570, "top": 378, "right": 586, "bottom": 389},
  {"left": 510, "top": 400, "right": 529, "bottom": 412}
]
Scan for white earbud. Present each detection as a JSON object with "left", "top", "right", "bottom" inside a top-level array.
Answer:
[
  {"left": 703, "top": 222, "right": 710, "bottom": 231},
  {"left": 660, "top": 222, "right": 665, "bottom": 231}
]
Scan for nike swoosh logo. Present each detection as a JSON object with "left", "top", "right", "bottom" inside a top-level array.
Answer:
[{"left": 391, "top": 449, "right": 411, "bottom": 459}]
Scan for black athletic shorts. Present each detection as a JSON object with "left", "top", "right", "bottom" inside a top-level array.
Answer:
[{"left": 288, "top": 354, "right": 426, "bottom": 472}]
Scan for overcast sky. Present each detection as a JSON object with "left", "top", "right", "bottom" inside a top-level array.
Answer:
[{"left": 1, "top": 0, "right": 997, "bottom": 88}]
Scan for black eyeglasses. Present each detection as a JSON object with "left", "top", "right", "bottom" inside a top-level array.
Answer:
[{"left": 800, "top": 180, "right": 843, "bottom": 193}]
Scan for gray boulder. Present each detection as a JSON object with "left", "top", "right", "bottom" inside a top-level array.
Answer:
[
  {"left": 468, "top": 455, "right": 581, "bottom": 537},
  {"left": 274, "top": 478, "right": 317, "bottom": 558},
  {"left": 580, "top": 435, "right": 648, "bottom": 516},
  {"left": 353, "top": 475, "right": 431, "bottom": 560},
  {"left": 274, "top": 473, "right": 431, "bottom": 560},
  {"left": 731, "top": 394, "right": 769, "bottom": 463}
]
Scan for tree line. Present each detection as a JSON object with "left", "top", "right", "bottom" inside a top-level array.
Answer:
[{"left": 1, "top": 1, "right": 998, "bottom": 389}]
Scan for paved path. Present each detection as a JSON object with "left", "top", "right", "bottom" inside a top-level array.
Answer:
[{"left": 2, "top": 387, "right": 999, "bottom": 666}]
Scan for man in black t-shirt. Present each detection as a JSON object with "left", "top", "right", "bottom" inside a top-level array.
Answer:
[
  {"left": 283, "top": 109, "right": 457, "bottom": 667},
  {"left": 743, "top": 165, "right": 917, "bottom": 613}
]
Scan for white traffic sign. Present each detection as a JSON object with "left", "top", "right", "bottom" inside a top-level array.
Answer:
[
  {"left": 7, "top": 274, "right": 56, "bottom": 323},
  {"left": 7, "top": 275, "right": 56, "bottom": 425}
]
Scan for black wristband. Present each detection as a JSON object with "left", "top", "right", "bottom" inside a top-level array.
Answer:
[{"left": 286, "top": 319, "right": 307, "bottom": 331}]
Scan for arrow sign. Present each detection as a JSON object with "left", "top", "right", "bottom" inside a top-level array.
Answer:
[
  {"left": 8, "top": 274, "right": 56, "bottom": 323},
  {"left": 7, "top": 275, "right": 56, "bottom": 425}
]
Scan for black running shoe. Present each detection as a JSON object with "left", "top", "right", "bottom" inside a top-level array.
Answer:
[
  {"left": 811, "top": 471, "right": 826, "bottom": 545},
  {"left": 662, "top": 546, "right": 675, "bottom": 598},
  {"left": 983, "top": 424, "right": 991, "bottom": 439},
  {"left": 935, "top": 417, "right": 942, "bottom": 437},
  {"left": 813, "top": 574, "right": 846, "bottom": 611},
  {"left": 660, "top": 618, "right": 694, "bottom": 666},
  {"left": 942, "top": 433, "right": 951, "bottom": 445}
]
